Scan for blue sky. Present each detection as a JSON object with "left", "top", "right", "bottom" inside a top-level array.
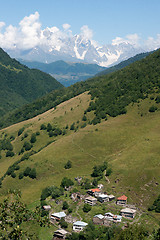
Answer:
[{"left": 0, "top": 0, "right": 160, "bottom": 46}]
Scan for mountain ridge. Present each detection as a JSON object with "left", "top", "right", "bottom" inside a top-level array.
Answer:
[{"left": 0, "top": 48, "right": 63, "bottom": 117}]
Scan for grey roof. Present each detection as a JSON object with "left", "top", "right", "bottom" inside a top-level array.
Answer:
[
  {"left": 94, "top": 214, "right": 104, "bottom": 219},
  {"left": 121, "top": 208, "right": 136, "bottom": 214},
  {"left": 105, "top": 212, "right": 114, "bottom": 217},
  {"left": 54, "top": 229, "right": 68, "bottom": 235},
  {"left": 51, "top": 211, "right": 66, "bottom": 218},
  {"left": 73, "top": 221, "right": 88, "bottom": 227},
  {"left": 98, "top": 194, "right": 109, "bottom": 198}
]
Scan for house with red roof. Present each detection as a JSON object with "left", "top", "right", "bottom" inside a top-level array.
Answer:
[
  {"left": 116, "top": 195, "right": 128, "bottom": 205},
  {"left": 87, "top": 188, "right": 101, "bottom": 197}
]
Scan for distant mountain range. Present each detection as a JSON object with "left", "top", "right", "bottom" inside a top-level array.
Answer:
[
  {"left": 0, "top": 48, "right": 62, "bottom": 117},
  {"left": 19, "top": 59, "right": 105, "bottom": 86},
  {"left": 5, "top": 32, "right": 145, "bottom": 67}
]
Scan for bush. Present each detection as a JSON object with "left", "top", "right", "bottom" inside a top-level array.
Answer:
[
  {"left": 18, "top": 127, "right": 25, "bottom": 136},
  {"left": 23, "top": 141, "right": 32, "bottom": 151},
  {"left": 49, "top": 130, "right": 54, "bottom": 137},
  {"left": 19, "top": 172, "right": 24, "bottom": 179},
  {"left": 47, "top": 123, "right": 52, "bottom": 132},
  {"left": 62, "top": 201, "right": 69, "bottom": 210},
  {"left": 30, "top": 133, "right": 36, "bottom": 143},
  {"left": 24, "top": 167, "right": 31, "bottom": 176},
  {"left": 83, "top": 203, "right": 91, "bottom": 213},
  {"left": 149, "top": 105, "right": 158, "bottom": 112},
  {"left": 64, "top": 160, "right": 72, "bottom": 169},
  {"left": 40, "top": 124, "right": 46, "bottom": 130},
  {"left": 61, "top": 177, "right": 74, "bottom": 189},
  {"left": 29, "top": 168, "right": 37, "bottom": 179},
  {"left": 82, "top": 115, "right": 87, "bottom": 121},
  {"left": 106, "top": 168, "right": 112, "bottom": 176},
  {"left": 11, "top": 172, "right": 16, "bottom": 178},
  {"left": 70, "top": 123, "right": 75, "bottom": 130},
  {"left": 6, "top": 150, "right": 14, "bottom": 157},
  {"left": 60, "top": 218, "right": 68, "bottom": 229}
]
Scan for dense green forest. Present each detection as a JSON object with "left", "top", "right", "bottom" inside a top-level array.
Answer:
[
  {"left": 1, "top": 48, "right": 160, "bottom": 129},
  {"left": 0, "top": 48, "right": 63, "bottom": 117}
]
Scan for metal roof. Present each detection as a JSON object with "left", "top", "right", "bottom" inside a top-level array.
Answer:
[{"left": 73, "top": 221, "right": 88, "bottom": 226}]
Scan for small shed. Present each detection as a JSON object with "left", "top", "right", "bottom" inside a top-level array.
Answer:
[
  {"left": 93, "top": 214, "right": 104, "bottom": 225},
  {"left": 73, "top": 221, "right": 88, "bottom": 232},
  {"left": 116, "top": 195, "right": 127, "bottom": 205},
  {"left": 53, "top": 229, "right": 69, "bottom": 239},
  {"left": 43, "top": 205, "right": 51, "bottom": 211},
  {"left": 85, "top": 196, "right": 97, "bottom": 206},
  {"left": 120, "top": 208, "right": 136, "bottom": 218},
  {"left": 51, "top": 212, "right": 66, "bottom": 221}
]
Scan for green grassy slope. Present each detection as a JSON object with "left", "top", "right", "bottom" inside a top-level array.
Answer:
[
  {"left": 0, "top": 48, "right": 63, "bottom": 117},
  {"left": 0, "top": 92, "right": 159, "bottom": 209}
]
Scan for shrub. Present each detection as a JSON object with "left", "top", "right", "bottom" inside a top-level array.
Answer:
[
  {"left": 70, "top": 123, "right": 75, "bottom": 130},
  {"left": 19, "top": 172, "right": 24, "bottom": 179},
  {"left": 23, "top": 141, "right": 32, "bottom": 151},
  {"left": 47, "top": 123, "right": 52, "bottom": 132},
  {"left": 36, "top": 131, "right": 40, "bottom": 136},
  {"left": 11, "top": 172, "right": 16, "bottom": 178},
  {"left": 29, "top": 168, "right": 37, "bottom": 179},
  {"left": 18, "top": 127, "right": 25, "bottom": 136},
  {"left": 60, "top": 218, "right": 68, "bottom": 229},
  {"left": 61, "top": 177, "right": 74, "bottom": 189},
  {"left": 30, "top": 133, "right": 36, "bottom": 143},
  {"left": 83, "top": 203, "right": 91, "bottom": 213},
  {"left": 64, "top": 160, "right": 72, "bottom": 169},
  {"left": 6, "top": 150, "right": 14, "bottom": 157},
  {"left": 62, "top": 201, "right": 69, "bottom": 210},
  {"left": 106, "top": 168, "right": 112, "bottom": 176},
  {"left": 149, "top": 105, "right": 158, "bottom": 112},
  {"left": 82, "top": 115, "right": 87, "bottom": 121},
  {"left": 24, "top": 167, "right": 31, "bottom": 176},
  {"left": 49, "top": 130, "right": 54, "bottom": 137},
  {"left": 40, "top": 124, "right": 46, "bottom": 130}
]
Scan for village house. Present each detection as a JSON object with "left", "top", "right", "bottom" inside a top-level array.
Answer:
[
  {"left": 113, "top": 215, "right": 122, "bottom": 223},
  {"left": 71, "top": 192, "right": 84, "bottom": 202},
  {"left": 116, "top": 195, "right": 128, "bottom": 205},
  {"left": 43, "top": 205, "right": 51, "bottom": 211},
  {"left": 73, "top": 221, "right": 88, "bottom": 232},
  {"left": 93, "top": 214, "right": 104, "bottom": 225},
  {"left": 51, "top": 212, "right": 66, "bottom": 222},
  {"left": 108, "top": 194, "right": 115, "bottom": 201},
  {"left": 104, "top": 212, "right": 114, "bottom": 221},
  {"left": 98, "top": 193, "right": 110, "bottom": 203},
  {"left": 87, "top": 188, "right": 101, "bottom": 197},
  {"left": 120, "top": 208, "right": 136, "bottom": 218},
  {"left": 85, "top": 196, "right": 97, "bottom": 206},
  {"left": 53, "top": 229, "right": 69, "bottom": 239}
]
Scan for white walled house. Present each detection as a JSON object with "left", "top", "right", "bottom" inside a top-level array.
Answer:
[{"left": 73, "top": 221, "right": 88, "bottom": 232}]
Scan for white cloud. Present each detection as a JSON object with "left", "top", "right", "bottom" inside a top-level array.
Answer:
[
  {"left": 0, "top": 22, "right": 5, "bottom": 30},
  {"left": 112, "top": 34, "right": 140, "bottom": 47},
  {"left": 80, "top": 25, "right": 93, "bottom": 40},
  {"left": 62, "top": 23, "right": 71, "bottom": 31},
  {"left": 145, "top": 34, "right": 160, "bottom": 50}
]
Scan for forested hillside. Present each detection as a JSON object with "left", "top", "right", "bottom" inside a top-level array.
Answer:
[
  {"left": 1, "top": 48, "right": 160, "bottom": 129},
  {"left": 19, "top": 59, "right": 105, "bottom": 86},
  {"left": 0, "top": 48, "right": 63, "bottom": 117}
]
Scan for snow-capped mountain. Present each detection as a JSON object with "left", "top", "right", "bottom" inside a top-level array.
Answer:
[{"left": 5, "top": 30, "right": 145, "bottom": 67}]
